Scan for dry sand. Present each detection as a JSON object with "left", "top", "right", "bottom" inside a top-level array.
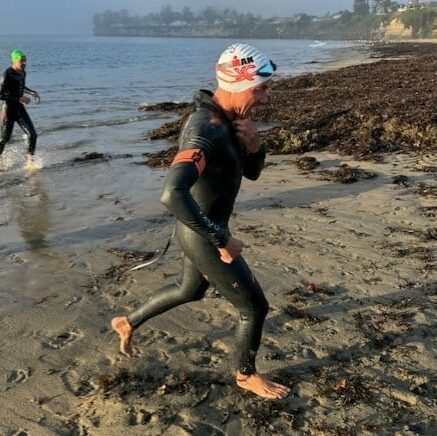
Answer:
[
  {"left": 1, "top": 47, "right": 437, "bottom": 435},
  {"left": 1, "top": 148, "right": 435, "bottom": 435}
]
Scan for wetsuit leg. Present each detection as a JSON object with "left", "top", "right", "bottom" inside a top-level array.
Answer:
[
  {"left": 178, "top": 226, "right": 269, "bottom": 375},
  {"left": 127, "top": 254, "right": 209, "bottom": 329},
  {"left": 16, "top": 105, "right": 37, "bottom": 155},
  {"left": 0, "top": 106, "right": 15, "bottom": 155}
]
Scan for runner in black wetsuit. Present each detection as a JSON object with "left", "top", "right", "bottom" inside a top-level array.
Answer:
[
  {"left": 112, "top": 43, "right": 290, "bottom": 400},
  {"left": 0, "top": 49, "right": 40, "bottom": 167}
]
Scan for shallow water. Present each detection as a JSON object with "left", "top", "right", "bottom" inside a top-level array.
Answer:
[{"left": 0, "top": 36, "right": 363, "bottom": 159}]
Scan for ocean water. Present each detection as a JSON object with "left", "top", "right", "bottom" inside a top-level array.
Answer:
[
  {"left": 0, "top": 36, "right": 364, "bottom": 165},
  {"left": 0, "top": 36, "right": 366, "bottom": 259}
]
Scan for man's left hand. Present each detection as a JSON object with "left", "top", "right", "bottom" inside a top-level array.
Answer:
[
  {"left": 233, "top": 118, "right": 261, "bottom": 154},
  {"left": 32, "top": 91, "right": 41, "bottom": 104}
]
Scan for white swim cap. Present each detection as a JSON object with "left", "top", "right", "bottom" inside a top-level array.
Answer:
[{"left": 216, "top": 43, "right": 276, "bottom": 93}]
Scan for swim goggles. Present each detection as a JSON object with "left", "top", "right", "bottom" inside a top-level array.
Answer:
[{"left": 256, "top": 60, "right": 277, "bottom": 77}]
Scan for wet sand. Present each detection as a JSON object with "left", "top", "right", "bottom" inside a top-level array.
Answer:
[{"left": 0, "top": 43, "right": 436, "bottom": 435}]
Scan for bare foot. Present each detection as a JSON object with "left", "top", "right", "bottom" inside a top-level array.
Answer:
[
  {"left": 236, "top": 372, "right": 290, "bottom": 400},
  {"left": 24, "top": 155, "right": 39, "bottom": 172},
  {"left": 111, "top": 316, "right": 133, "bottom": 358}
]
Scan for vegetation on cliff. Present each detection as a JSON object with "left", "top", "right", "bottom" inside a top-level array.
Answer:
[
  {"left": 93, "top": 3, "right": 437, "bottom": 40},
  {"left": 398, "top": 6, "right": 437, "bottom": 37}
]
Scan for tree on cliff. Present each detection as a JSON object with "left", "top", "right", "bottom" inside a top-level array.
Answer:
[
  {"left": 354, "top": 0, "right": 370, "bottom": 15},
  {"left": 371, "top": 0, "right": 399, "bottom": 14}
]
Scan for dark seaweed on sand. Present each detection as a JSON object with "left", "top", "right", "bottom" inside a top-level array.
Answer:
[{"left": 144, "top": 43, "right": 437, "bottom": 169}]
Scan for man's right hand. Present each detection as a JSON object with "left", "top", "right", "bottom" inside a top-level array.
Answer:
[
  {"left": 20, "top": 96, "right": 31, "bottom": 105},
  {"left": 218, "top": 237, "right": 243, "bottom": 264}
]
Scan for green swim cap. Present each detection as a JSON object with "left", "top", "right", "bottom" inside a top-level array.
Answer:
[{"left": 11, "top": 49, "right": 25, "bottom": 62}]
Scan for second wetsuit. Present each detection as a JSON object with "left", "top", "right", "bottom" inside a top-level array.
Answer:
[
  {"left": 128, "top": 89, "right": 268, "bottom": 375},
  {"left": 0, "top": 67, "right": 37, "bottom": 156}
]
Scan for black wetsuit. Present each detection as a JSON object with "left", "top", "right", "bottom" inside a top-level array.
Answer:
[
  {"left": 0, "top": 67, "right": 37, "bottom": 156},
  {"left": 128, "top": 90, "right": 268, "bottom": 375}
]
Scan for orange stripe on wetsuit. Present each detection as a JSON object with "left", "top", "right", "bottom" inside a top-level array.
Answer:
[{"left": 171, "top": 149, "right": 206, "bottom": 175}]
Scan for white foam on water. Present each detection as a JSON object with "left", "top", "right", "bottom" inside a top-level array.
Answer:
[
  {"left": 310, "top": 41, "right": 327, "bottom": 48},
  {"left": 0, "top": 146, "right": 47, "bottom": 174},
  {"left": 0, "top": 148, "right": 22, "bottom": 171},
  {"left": 0, "top": 156, "right": 9, "bottom": 171}
]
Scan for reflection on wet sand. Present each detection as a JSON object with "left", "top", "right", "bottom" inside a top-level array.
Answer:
[{"left": 12, "top": 174, "right": 50, "bottom": 250}]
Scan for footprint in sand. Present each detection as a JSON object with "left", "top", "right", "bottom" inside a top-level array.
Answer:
[
  {"left": 126, "top": 408, "right": 151, "bottom": 426},
  {"left": 108, "top": 288, "right": 127, "bottom": 298},
  {"left": 225, "top": 417, "right": 243, "bottom": 436},
  {"left": 6, "top": 254, "right": 27, "bottom": 264},
  {"left": 211, "top": 339, "right": 231, "bottom": 355},
  {"left": 6, "top": 368, "right": 31, "bottom": 385},
  {"left": 153, "top": 349, "right": 170, "bottom": 363},
  {"left": 65, "top": 296, "right": 82, "bottom": 308},
  {"left": 136, "top": 328, "right": 169, "bottom": 346},
  {"left": 98, "top": 356, "right": 115, "bottom": 367},
  {"left": 191, "top": 308, "right": 212, "bottom": 323},
  {"left": 263, "top": 336, "right": 279, "bottom": 348},
  {"left": 42, "top": 330, "right": 81, "bottom": 349},
  {"left": 62, "top": 370, "right": 93, "bottom": 397},
  {"left": 262, "top": 338, "right": 285, "bottom": 360}
]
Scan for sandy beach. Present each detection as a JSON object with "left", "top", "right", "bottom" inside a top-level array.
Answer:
[{"left": 1, "top": 43, "right": 436, "bottom": 435}]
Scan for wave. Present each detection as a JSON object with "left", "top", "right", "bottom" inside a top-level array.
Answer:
[
  {"left": 309, "top": 41, "right": 327, "bottom": 48},
  {"left": 39, "top": 113, "right": 159, "bottom": 134}
]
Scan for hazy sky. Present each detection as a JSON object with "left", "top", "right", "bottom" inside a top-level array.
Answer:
[{"left": 0, "top": 0, "right": 357, "bottom": 36}]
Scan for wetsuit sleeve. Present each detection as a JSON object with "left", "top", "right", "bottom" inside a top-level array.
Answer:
[
  {"left": 242, "top": 144, "right": 266, "bottom": 180},
  {"left": 23, "top": 71, "right": 35, "bottom": 94},
  {"left": 160, "top": 146, "right": 229, "bottom": 248},
  {"left": 0, "top": 71, "right": 19, "bottom": 103}
]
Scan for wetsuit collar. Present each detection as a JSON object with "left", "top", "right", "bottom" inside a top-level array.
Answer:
[{"left": 193, "top": 89, "right": 230, "bottom": 123}]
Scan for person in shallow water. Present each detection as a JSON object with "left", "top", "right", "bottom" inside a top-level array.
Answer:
[
  {"left": 0, "top": 49, "right": 41, "bottom": 169},
  {"left": 112, "top": 43, "right": 290, "bottom": 400}
]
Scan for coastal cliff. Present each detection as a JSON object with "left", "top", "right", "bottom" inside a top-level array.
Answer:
[
  {"left": 93, "top": 6, "right": 437, "bottom": 40},
  {"left": 384, "top": 18, "right": 414, "bottom": 39}
]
